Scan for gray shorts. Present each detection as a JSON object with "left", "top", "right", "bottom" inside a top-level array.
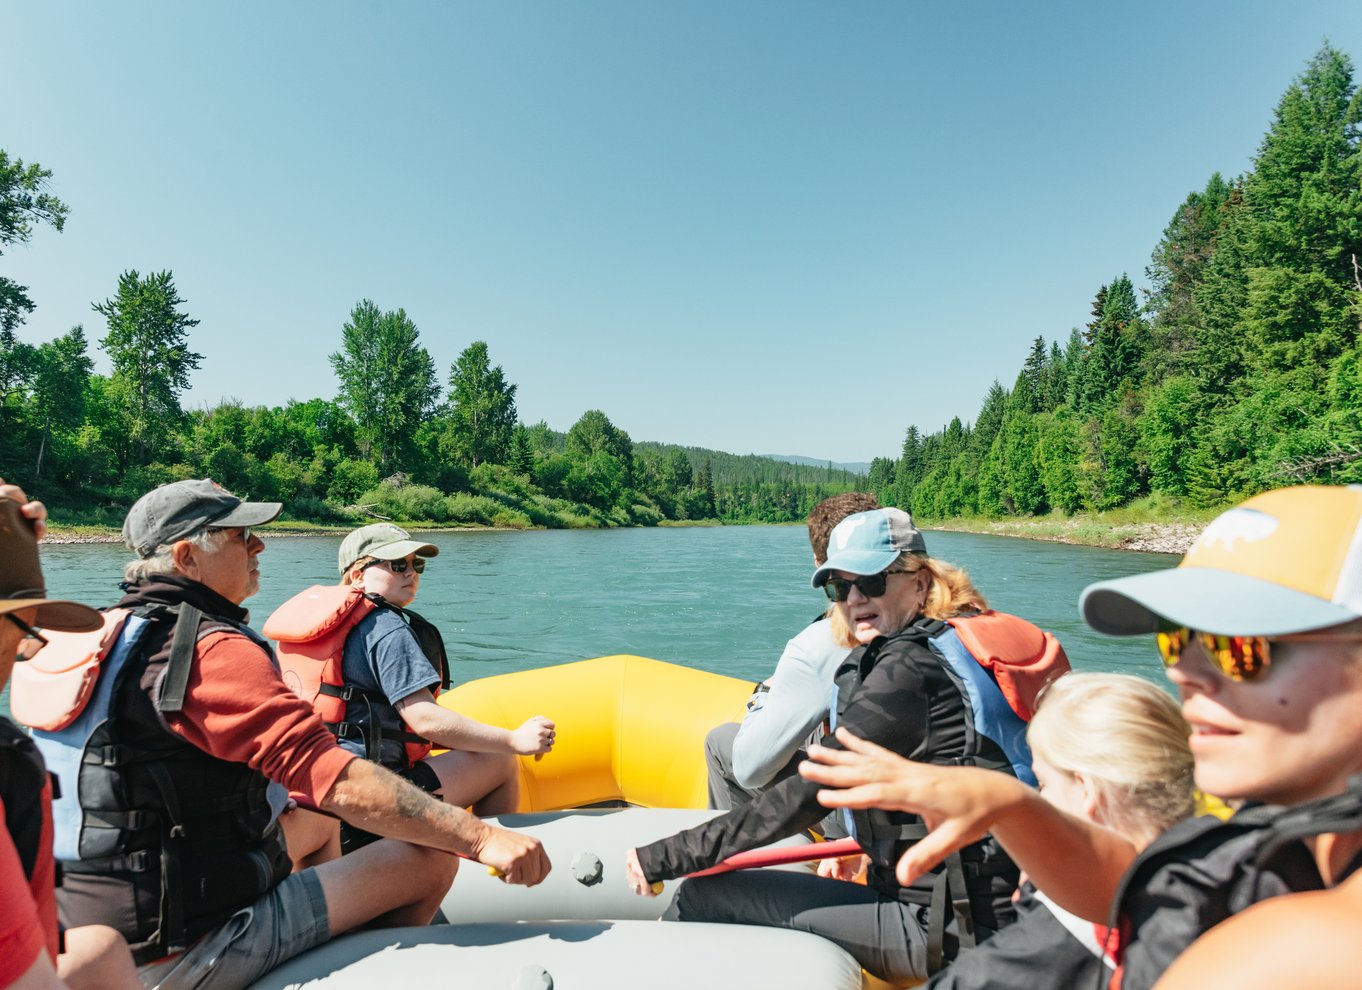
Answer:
[{"left": 137, "top": 869, "right": 330, "bottom": 990}]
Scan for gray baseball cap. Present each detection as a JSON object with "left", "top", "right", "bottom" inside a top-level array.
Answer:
[
  {"left": 338, "top": 523, "right": 439, "bottom": 575},
  {"left": 123, "top": 479, "right": 282, "bottom": 558},
  {"left": 812, "top": 508, "right": 928, "bottom": 587}
]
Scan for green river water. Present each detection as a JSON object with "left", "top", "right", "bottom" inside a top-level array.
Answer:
[{"left": 4, "top": 526, "right": 1177, "bottom": 719}]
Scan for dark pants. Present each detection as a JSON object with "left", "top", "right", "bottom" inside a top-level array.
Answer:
[{"left": 662, "top": 870, "right": 945, "bottom": 985}]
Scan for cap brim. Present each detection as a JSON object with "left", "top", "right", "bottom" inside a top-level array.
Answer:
[
  {"left": 1080, "top": 566, "right": 1360, "bottom": 637},
  {"left": 812, "top": 549, "right": 902, "bottom": 587},
  {"left": 214, "top": 501, "right": 283, "bottom": 528},
  {"left": 367, "top": 539, "right": 439, "bottom": 561},
  {"left": 1, "top": 598, "right": 103, "bottom": 633}
]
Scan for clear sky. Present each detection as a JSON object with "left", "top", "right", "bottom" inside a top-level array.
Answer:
[{"left": 6, "top": 1, "right": 1361, "bottom": 464}]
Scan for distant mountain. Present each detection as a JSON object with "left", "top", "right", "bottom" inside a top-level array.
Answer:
[{"left": 762, "top": 454, "right": 872, "bottom": 476}]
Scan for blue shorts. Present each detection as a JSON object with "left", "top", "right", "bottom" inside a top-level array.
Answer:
[{"left": 137, "top": 869, "right": 330, "bottom": 990}]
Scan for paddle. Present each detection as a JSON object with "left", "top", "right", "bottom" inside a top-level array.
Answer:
[{"left": 684, "top": 837, "right": 862, "bottom": 878}]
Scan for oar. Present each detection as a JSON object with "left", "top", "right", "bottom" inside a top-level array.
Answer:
[{"left": 684, "top": 837, "right": 862, "bottom": 878}]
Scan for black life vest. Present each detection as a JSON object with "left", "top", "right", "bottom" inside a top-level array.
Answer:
[
  {"left": 0, "top": 715, "right": 58, "bottom": 963},
  {"left": 834, "top": 618, "right": 1026, "bottom": 973},
  {"left": 1108, "top": 774, "right": 1362, "bottom": 990},
  {"left": 25, "top": 585, "right": 292, "bottom": 965}
]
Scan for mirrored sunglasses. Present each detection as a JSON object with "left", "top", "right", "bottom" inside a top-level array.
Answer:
[
  {"left": 1155, "top": 626, "right": 1362, "bottom": 682},
  {"left": 363, "top": 556, "right": 426, "bottom": 575}
]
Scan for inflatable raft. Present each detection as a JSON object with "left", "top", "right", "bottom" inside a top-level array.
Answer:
[{"left": 247, "top": 656, "right": 881, "bottom": 989}]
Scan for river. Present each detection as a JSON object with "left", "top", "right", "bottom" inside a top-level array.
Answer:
[{"left": 5, "top": 526, "right": 1178, "bottom": 720}]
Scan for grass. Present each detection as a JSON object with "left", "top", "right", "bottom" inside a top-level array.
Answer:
[{"left": 925, "top": 496, "right": 1220, "bottom": 551}]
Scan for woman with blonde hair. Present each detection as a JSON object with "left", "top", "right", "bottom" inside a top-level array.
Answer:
[
  {"left": 928, "top": 673, "right": 1194, "bottom": 989},
  {"left": 625, "top": 508, "right": 1068, "bottom": 985}
]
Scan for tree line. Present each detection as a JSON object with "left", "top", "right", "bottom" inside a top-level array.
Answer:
[
  {"left": 0, "top": 164, "right": 859, "bottom": 528},
  {"left": 865, "top": 44, "right": 1362, "bottom": 520}
]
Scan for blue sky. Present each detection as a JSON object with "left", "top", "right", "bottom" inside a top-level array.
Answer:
[{"left": 6, "top": 2, "right": 1361, "bottom": 464}]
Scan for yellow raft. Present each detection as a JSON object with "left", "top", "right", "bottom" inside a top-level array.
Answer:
[
  {"left": 441, "top": 653, "right": 754, "bottom": 811},
  {"left": 250, "top": 656, "right": 875, "bottom": 990}
]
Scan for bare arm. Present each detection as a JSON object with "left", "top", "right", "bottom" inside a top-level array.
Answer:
[
  {"left": 9, "top": 955, "right": 68, "bottom": 990},
  {"left": 320, "top": 756, "right": 550, "bottom": 884},
  {"left": 800, "top": 727, "right": 1137, "bottom": 921},
  {"left": 395, "top": 689, "right": 553, "bottom": 756},
  {"left": 1153, "top": 876, "right": 1362, "bottom": 990}
]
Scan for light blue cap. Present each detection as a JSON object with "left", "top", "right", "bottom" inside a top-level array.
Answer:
[{"left": 812, "top": 508, "right": 928, "bottom": 587}]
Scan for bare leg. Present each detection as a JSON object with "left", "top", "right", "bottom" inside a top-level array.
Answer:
[
  {"left": 280, "top": 806, "right": 342, "bottom": 870},
  {"left": 315, "top": 838, "right": 459, "bottom": 936},
  {"left": 425, "top": 750, "right": 521, "bottom": 816},
  {"left": 58, "top": 925, "right": 141, "bottom": 990}
]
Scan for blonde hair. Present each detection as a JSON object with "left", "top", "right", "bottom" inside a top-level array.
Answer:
[
  {"left": 829, "top": 553, "right": 988, "bottom": 648},
  {"left": 1028, "top": 673, "right": 1194, "bottom": 845},
  {"left": 341, "top": 556, "right": 374, "bottom": 586}
]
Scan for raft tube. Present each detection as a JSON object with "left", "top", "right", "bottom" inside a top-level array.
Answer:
[
  {"left": 439, "top": 654, "right": 754, "bottom": 810},
  {"left": 439, "top": 807, "right": 815, "bottom": 923},
  {"left": 246, "top": 921, "right": 864, "bottom": 990}
]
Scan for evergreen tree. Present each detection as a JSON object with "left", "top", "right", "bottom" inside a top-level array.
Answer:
[{"left": 28, "top": 326, "right": 93, "bottom": 481}]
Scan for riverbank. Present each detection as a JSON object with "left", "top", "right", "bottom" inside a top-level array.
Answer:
[
  {"left": 43, "top": 513, "right": 1206, "bottom": 552},
  {"left": 927, "top": 514, "right": 1207, "bottom": 554}
]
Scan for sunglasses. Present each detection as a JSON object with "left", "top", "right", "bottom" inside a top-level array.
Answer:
[
  {"left": 1155, "top": 627, "right": 1362, "bottom": 682},
  {"left": 363, "top": 556, "right": 426, "bottom": 575},
  {"left": 821, "top": 569, "right": 909, "bottom": 603},
  {"left": 210, "top": 526, "right": 253, "bottom": 543},
  {"left": 5, "top": 612, "right": 49, "bottom": 658}
]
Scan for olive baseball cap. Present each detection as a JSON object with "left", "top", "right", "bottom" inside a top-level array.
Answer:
[
  {"left": 0, "top": 499, "right": 101, "bottom": 632},
  {"left": 338, "top": 523, "right": 439, "bottom": 575},
  {"left": 1081, "top": 485, "right": 1362, "bottom": 637},
  {"left": 812, "top": 508, "right": 928, "bottom": 587},
  {"left": 123, "top": 479, "right": 282, "bottom": 559}
]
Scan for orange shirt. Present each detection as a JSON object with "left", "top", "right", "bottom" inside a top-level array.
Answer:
[
  {"left": 163, "top": 630, "right": 356, "bottom": 801},
  {"left": 0, "top": 782, "right": 57, "bottom": 988}
]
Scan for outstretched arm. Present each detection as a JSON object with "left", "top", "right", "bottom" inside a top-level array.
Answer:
[
  {"left": 321, "top": 757, "right": 550, "bottom": 885},
  {"left": 800, "top": 727, "right": 1137, "bottom": 922},
  {"left": 396, "top": 689, "right": 554, "bottom": 756}
]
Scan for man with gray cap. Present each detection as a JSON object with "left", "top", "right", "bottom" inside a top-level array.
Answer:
[
  {"left": 33, "top": 479, "right": 548, "bottom": 990},
  {"left": 269, "top": 523, "right": 553, "bottom": 854}
]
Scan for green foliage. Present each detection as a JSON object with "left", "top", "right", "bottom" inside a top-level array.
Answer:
[
  {"left": 94, "top": 270, "right": 202, "bottom": 470},
  {"left": 329, "top": 300, "right": 439, "bottom": 472},
  {"left": 443, "top": 341, "right": 518, "bottom": 469},
  {"left": 0, "top": 150, "right": 68, "bottom": 336}
]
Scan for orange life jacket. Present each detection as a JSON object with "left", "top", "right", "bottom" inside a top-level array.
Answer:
[{"left": 264, "top": 586, "right": 447, "bottom": 767}]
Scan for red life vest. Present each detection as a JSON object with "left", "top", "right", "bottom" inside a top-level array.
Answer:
[{"left": 264, "top": 586, "right": 441, "bottom": 767}]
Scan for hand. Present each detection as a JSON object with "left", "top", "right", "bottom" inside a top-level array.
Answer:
[
  {"left": 0, "top": 477, "right": 48, "bottom": 541},
  {"left": 625, "top": 848, "right": 660, "bottom": 897},
  {"left": 799, "top": 727, "right": 1028, "bottom": 886},
  {"left": 510, "top": 715, "right": 555, "bottom": 756},
  {"left": 817, "top": 853, "right": 868, "bottom": 883},
  {"left": 474, "top": 825, "right": 551, "bottom": 887}
]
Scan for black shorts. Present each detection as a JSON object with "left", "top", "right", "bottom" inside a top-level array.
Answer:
[{"left": 339, "top": 760, "right": 444, "bottom": 854}]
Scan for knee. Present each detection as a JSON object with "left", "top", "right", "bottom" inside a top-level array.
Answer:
[
  {"left": 704, "top": 722, "right": 739, "bottom": 767},
  {"left": 665, "top": 876, "right": 728, "bottom": 923}
]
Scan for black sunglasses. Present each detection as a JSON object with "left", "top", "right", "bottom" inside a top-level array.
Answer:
[
  {"left": 363, "top": 556, "right": 426, "bottom": 575},
  {"left": 5, "top": 612, "right": 49, "bottom": 656},
  {"left": 821, "top": 569, "right": 907, "bottom": 602}
]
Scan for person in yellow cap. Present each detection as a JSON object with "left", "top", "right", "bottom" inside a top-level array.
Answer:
[{"left": 799, "top": 485, "right": 1362, "bottom": 990}]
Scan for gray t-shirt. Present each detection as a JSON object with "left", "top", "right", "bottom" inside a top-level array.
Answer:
[
  {"left": 338, "top": 606, "right": 441, "bottom": 766},
  {"left": 731, "top": 617, "right": 851, "bottom": 789}
]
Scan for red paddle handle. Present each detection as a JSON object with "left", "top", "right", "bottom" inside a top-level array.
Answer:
[{"left": 686, "top": 837, "right": 862, "bottom": 878}]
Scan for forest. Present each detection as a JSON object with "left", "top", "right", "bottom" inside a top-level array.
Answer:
[
  {"left": 863, "top": 44, "right": 1362, "bottom": 521},
  {"left": 3, "top": 45, "right": 1359, "bottom": 531}
]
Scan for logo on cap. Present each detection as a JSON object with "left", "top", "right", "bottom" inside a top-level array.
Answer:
[{"left": 1194, "top": 507, "right": 1279, "bottom": 554}]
